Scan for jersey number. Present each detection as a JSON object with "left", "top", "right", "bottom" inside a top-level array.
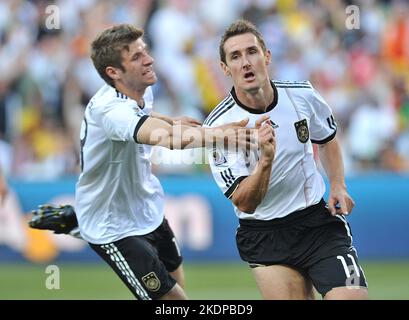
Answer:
[{"left": 337, "top": 254, "right": 360, "bottom": 278}]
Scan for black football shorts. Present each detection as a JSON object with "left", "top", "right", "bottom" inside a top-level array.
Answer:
[
  {"left": 236, "top": 199, "right": 368, "bottom": 296},
  {"left": 90, "top": 218, "right": 182, "bottom": 300}
]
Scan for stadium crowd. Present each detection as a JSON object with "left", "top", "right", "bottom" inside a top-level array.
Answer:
[{"left": 0, "top": 0, "right": 408, "bottom": 180}]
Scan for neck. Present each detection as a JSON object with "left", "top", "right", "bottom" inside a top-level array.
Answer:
[
  {"left": 114, "top": 82, "right": 146, "bottom": 107},
  {"left": 235, "top": 80, "right": 274, "bottom": 112}
]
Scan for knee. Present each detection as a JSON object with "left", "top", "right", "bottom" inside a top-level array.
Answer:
[
  {"left": 159, "top": 283, "right": 188, "bottom": 300},
  {"left": 324, "top": 287, "right": 368, "bottom": 300}
]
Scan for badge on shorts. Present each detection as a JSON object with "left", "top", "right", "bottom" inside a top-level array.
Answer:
[
  {"left": 294, "top": 119, "right": 309, "bottom": 143},
  {"left": 211, "top": 148, "right": 227, "bottom": 166},
  {"left": 142, "top": 272, "right": 161, "bottom": 292}
]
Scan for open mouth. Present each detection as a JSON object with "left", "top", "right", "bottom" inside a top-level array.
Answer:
[{"left": 244, "top": 71, "right": 255, "bottom": 80}]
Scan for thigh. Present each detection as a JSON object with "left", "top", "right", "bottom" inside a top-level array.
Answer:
[
  {"left": 169, "top": 264, "right": 185, "bottom": 289},
  {"left": 251, "top": 264, "right": 314, "bottom": 300},
  {"left": 236, "top": 227, "right": 290, "bottom": 265},
  {"left": 303, "top": 213, "right": 368, "bottom": 297},
  {"left": 324, "top": 286, "right": 368, "bottom": 300},
  {"left": 308, "top": 249, "right": 368, "bottom": 298},
  {"left": 90, "top": 235, "right": 177, "bottom": 300},
  {"left": 154, "top": 218, "right": 183, "bottom": 272},
  {"left": 236, "top": 225, "right": 314, "bottom": 299}
]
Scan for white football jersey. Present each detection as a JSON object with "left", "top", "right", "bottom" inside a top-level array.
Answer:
[
  {"left": 204, "top": 80, "right": 337, "bottom": 221},
  {"left": 75, "top": 85, "right": 165, "bottom": 244}
]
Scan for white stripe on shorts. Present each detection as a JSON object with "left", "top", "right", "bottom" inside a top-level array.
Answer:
[{"left": 101, "top": 243, "right": 151, "bottom": 300}]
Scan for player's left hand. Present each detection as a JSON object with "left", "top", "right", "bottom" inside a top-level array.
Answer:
[
  {"left": 172, "top": 116, "right": 202, "bottom": 127},
  {"left": 327, "top": 185, "right": 355, "bottom": 216}
]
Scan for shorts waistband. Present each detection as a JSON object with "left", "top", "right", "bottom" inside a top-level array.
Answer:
[{"left": 239, "top": 199, "right": 326, "bottom": 230}]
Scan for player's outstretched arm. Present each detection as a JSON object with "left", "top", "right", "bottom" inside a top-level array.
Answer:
[
  {"left": 151, "top": 112, "right": 202, "bottom": 127},
  {"left": 135, "top": 116, "right": 255, "bottom": 150}
]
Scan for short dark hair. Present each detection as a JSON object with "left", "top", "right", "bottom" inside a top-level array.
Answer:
[
  {"left": 219, "top": 19, "right": 267, "bottom": 64},
  {"left": 91, "top": 24, "right": 144, "bottom": 86}
]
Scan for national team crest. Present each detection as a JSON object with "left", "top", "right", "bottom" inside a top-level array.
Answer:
[
  {"left": 294, "top": 119, "right": 309, "bottom": 143},
  {"left": 142, "top": 272, "right": 161, "bottom": 292},
  {"left": 211, "top": 148, "right": 227, "bottom": 166}
]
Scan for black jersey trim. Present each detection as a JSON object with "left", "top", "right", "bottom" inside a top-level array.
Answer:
[
  {"left": 311, "top": 130, "right": 337, "bottom": 144},
  {"left": 275, "top": 85, "right": 312, "bottom": 88},
  {"left": 204, "top": 98, "right": 235, "bottom": 126},
  {"left": 220, "top": 171, "right": 228, "bottom": 184},
  {"left": 115, "top": 89, "right": 129, "bottom": 100},
  {"left": 230, "top": 81, "right": 278, "bottom": 114},
  {"left": 204, "top": 96, "right": 232, "bottom": 126},
  {"left": 206, "top": 100, "right": 235, "bottom": 126},
  {"left": 273, "top": 80, "right": 311, "bottom": 85},
  {"left": 224, "top": 176, "right": 248, "bottom": 199},
  {"left": 273, "top": 80, "right": 312, "bottom": 89},
  {"left": 326, "top": 115, "right": 337, "bottom": 130},
  {"left": 133, "top": 115, "right": 150, "bottom": 143},
  {"left": 204, "top": 95, "right": 232, "bottom": 125},
  {"left": 220, "top": 168, "right": 236, "bottom": 188}
]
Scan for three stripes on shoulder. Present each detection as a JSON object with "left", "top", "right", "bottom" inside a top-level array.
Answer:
[{"left": 272, "top": 80, "right": 312, "bottom": 89}]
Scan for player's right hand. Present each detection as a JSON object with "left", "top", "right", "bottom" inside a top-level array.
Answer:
[{"left": 257, "top": 118, "right": 276, "bottom": 162}]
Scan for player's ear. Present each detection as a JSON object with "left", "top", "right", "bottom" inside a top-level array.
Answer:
[
  {"left": 220, "top": 61, "right": 231, "bottom": 77},
  {"left": 106, "top": 66, "right": 121, "bottom": 82},
  {"left": 265, "top": 49, "right": 271, "bottom": 66}
]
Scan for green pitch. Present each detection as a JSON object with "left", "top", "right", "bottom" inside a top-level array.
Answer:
[{"left": 0, "top": 261, "right": 408, "bottom": 299}]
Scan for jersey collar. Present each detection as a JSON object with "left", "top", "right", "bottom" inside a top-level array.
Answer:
[
  {"left": 113, "top": 85, "right": 145, "bottom": 109},
  {"left": 230, "top": 80, "right": 278, "bottom": 114}
]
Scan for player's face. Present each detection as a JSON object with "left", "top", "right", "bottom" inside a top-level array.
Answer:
[
  {"left": 221, "top": 33, "right": 271, "bottom": 93},
  {"left": 119, "top": 38, "right": 157, "bottom": 91}
]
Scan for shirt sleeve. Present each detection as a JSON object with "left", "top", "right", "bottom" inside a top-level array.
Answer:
[
  {"left": 308, "top": 88, "right": 337, "bottom": 144},
  {"left": 207, "top": 147, "right": 250, "bottom": 199},
  {"left": 98, "top": 101, "right": 149, "bottom": 142}
]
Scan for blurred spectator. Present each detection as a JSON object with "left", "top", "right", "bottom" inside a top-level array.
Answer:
[
  {"left": 347, "top": 94, "right": 397, "bottom": 169},
  {"left": 0, "top": 166, "right": 8, "bottom": 204},
  {"left": 0, "top": 0, "right": 408, "bottom": 179}
]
